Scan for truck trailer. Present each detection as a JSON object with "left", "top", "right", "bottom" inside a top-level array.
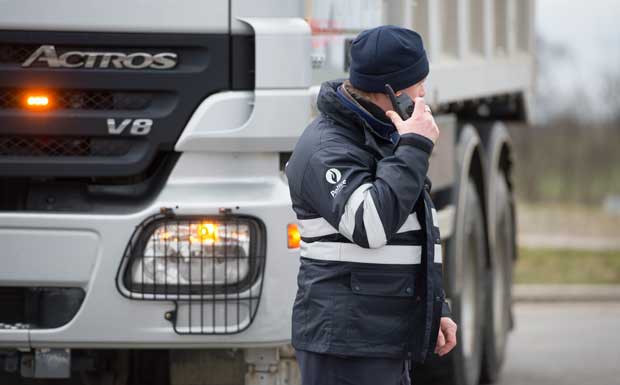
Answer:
[{"left": 0, "top": 1, "right": 533, "bottom": 384}]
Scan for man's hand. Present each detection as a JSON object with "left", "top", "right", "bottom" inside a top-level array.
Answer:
[
  {"left": 386, "top": 97, "right": 440, "bottom": 143},
  {"left": 435, "top": 317, "right": 458, "bottom": 356}
]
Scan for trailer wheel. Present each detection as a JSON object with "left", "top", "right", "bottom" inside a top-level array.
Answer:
[
  {"left": 414, "top": 179, "right": 485, "bottom": 385},
  {"left": 480, "top": 172, "right": 514, "bottom": 384}
]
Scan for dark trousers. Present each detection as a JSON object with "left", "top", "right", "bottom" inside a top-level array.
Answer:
[{"left": 296, "top": 350, "right": 412, "bottom": 385}]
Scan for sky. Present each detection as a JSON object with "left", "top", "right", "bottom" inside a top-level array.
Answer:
[{"left": 535, "top": 0, "right": 620, "bottom": 122}]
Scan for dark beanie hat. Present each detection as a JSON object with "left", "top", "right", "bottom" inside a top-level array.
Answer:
[{"left": 349, "top": 25, "right": 429, "bottom": 93}]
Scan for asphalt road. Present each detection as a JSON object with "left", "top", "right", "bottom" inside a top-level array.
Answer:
[{"left": 497, "top": 302, "right": 620, "bottom": 385}]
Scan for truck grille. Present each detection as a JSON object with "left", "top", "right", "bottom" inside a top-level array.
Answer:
[
  {"left": 116, "top": 213, "right": 266, "bottom": 335},
  {"left": 0, "top": 30, "right": 242, "bottom": 182},
  {"left": 0, "top": 136, "right": 134, "bottom": 157},
  {"left": 0, "top": 44, "right": 33, "bottom": 63},
  {"left": 0, "top": 89, "right": 152, "bottom": 111}
]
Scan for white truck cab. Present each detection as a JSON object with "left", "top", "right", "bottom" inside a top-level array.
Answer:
[{"left": 0, "top": 1, "right": 533, "bottom": 384}]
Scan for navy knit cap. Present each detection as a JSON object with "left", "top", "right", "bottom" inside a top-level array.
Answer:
[{"left": 349, "top": 25, "right": 429, "bottom": 93}]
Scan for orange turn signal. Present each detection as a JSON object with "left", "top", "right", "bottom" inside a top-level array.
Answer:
[
  {"left": 287, "top": 223, "right": 300, "bottom": 249},
  {"left": 24, "top": 93, "right": 51, "bottom": 110}
]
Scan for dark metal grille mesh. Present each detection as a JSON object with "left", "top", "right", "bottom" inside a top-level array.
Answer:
[
  {"left": 0, "top": 89, "right": 152, "bottom": 111},
  {"left": 0, "top": 44, "right": 34, "bottom": 63},
  {"left": 116, "top": 213, "right": 266, "bottom": 335},
  {"left": 0, "top": 136, "right": 133, "bottom": 157}
]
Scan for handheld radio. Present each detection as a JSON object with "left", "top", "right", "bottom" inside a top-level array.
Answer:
[{"left": 385, "top": 84, "right": 414, "bottom": 120}]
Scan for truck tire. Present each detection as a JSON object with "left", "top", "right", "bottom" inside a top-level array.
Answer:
[
  {"left": 414, "top": 179, "right": 486, "bottom": 385},
  {"left": 480, "top": 173, "right": 514, "bottom": 384}
]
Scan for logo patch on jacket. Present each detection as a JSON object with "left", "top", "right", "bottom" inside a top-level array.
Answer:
[
  {"left": 325, "top": 168, "right": 342, "bottom": 184},
  {"left": 330, "top": 179, "right": 347, "bottom": 197}
]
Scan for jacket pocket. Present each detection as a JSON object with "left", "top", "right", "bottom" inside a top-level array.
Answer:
[
  {"left": 346, "top": 271, "right": 418, "bottom": 350},
  {"left": 350, "top": 271, "right": 416, "bottom": 297}
]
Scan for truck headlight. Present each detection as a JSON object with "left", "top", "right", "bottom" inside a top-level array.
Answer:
[{"left": 121, "top": 215, "right": 265, "bottom": 297}]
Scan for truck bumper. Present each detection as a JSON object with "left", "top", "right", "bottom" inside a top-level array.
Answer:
[{"left": 0, "top": 151, "right": 299, "bottom": 348}]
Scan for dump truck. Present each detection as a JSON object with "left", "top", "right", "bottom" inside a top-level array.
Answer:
[{"left": 0, "top": 0, "right": 533, "bottom": 384}]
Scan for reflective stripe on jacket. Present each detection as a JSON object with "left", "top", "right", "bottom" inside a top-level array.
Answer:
[{"left": 285, "top": 80, "right": 450, "bottom": 363}]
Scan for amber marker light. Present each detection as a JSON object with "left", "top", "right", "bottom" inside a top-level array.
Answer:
[
  {"left": 288, "top": 223, "right": 300, "bottom": 249},
  {"left": 24, "top": 93, "right": 52, "bottom": 110},
  {"left": 197, "top": 222, "right": 219, "bottom": 244}
]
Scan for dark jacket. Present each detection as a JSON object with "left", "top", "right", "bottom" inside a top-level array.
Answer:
[{"left": 285, "top": 80, "right": 450, "bottom": 363}]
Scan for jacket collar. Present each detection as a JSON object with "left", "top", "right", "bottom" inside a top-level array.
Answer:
[
  {"left": 342, "top": 81, "right": 393, "bottom": 125},
  {"left": 317, "top": 80, "right": 397, "bottom": 145}
]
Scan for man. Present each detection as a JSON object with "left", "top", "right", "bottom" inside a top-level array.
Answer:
[{"left": 285, "top": 25, "right": 457, "bottom": 385}]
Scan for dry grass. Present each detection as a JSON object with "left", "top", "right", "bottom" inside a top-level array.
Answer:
[
  {"left": 517, "top": 202, "right": 620, "bottom": 239},
  {"left": 515, "top": 247, "right": 620, "bottom": 284},
  {"left": 507, "top": 121, "right": 620, "bottom": 206}
]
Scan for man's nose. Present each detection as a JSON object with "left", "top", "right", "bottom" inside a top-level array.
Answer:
[{"left": 419, "top": 86, "right": 426, "bottom": 98}]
